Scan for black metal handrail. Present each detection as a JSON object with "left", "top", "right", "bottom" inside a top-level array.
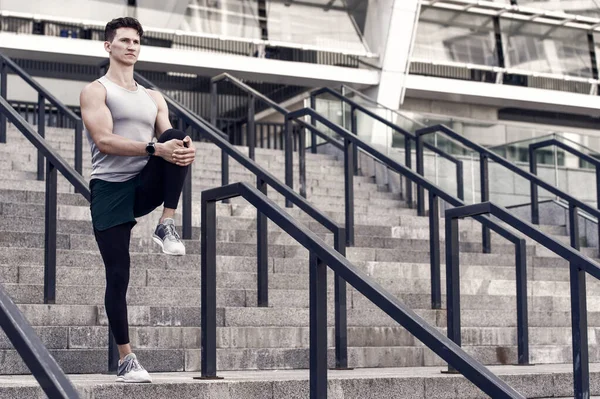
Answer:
[
  {"left": 445, "top": 201, "right": 599, "bottom": 399},
  {"left": 211, "top": 73, "right": 293, "bottom": 205},
  {"left": 212, "top": 74, "right": 463, "bottom": 209},
  {"left": 200, "top": 182, "right": 525, "bottom": 399},
  {"left": 310, "top": 87, "right": 466, "bottom": 202},
  {"left": 133, "top": 71, "right": 351, "bottom": 369},
  {"left": 0, "top": 52, "right": 84, "bottom": 179},
  {"left": 287, "top": 109, "right": 527, "bottom": 323},
  {"left": 529, "top": 139, "right": 600, "bottom": 250},
  {"left": 417, "top": 124, "right": 600, "bottom": 257},
  {"left": 0, "top": 96, "right": 82, "bottom": 398},
  {"left": 9, "top": 100, "right": 81, "bottom": 129}
]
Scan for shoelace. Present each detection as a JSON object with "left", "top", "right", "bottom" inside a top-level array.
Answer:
[
  {"left": 123, "top": 357, "right": 145, "bottom": 374},
  {"left": 164, "top": 223, "right": 181, "bottom": 241}
]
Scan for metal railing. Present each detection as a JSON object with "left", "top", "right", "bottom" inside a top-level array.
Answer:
[
  {"left": 133, "top": 71, "right": 351, "bottom": 369},
  {"left": 199, "top": 182, "right": 524, "bottom": 399},
  {"left": 310, "top": 87, "right": 466, "bottom": 204},
  {"left": 0, "top": 53, "right": 83, "bottom": 179},
  {"left": 287, "top": 108, "right": 526, "bottom": 322},
  {"left": 446, "top": 201, "right": 600, "bottom": 399},
  {"left": 211, "top": 73, "right": 338, "bottom": 206},
  {"left": 0, "top": 96, "right": 82, "bottom": 398},
  {"left": 8, "top": 100, "right": 80, "bottom": 129},
  {"left": 529, "top": 139, "right": 600, "bottom": 231},
  {"left": 417, "top": 124, "right": 600, "bottom": 257}
]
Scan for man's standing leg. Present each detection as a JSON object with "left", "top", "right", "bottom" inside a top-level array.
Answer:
[{"left": 94, "top": 222, "right": 152, "bottom": 383}]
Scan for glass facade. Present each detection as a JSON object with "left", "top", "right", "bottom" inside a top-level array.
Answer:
[
  {"left": 183, "top": 0, "right": 367, "bottom": 53},
  {"left": 502, "top": 20, "right": 592, "bottom": 78},
  {"left": 414, "top": 3, "right": 597, "bottom": 79},
  {"left": 183, "top": 0, "right": 261, "bottom": 39},
  {"left": 413, "top": 8, "right": 499, "bottom": 66},
  {"left": 0, "top": 0, "right": 369, "bottom": 54}
]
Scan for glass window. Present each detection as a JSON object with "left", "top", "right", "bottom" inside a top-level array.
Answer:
[
  {"left": 414, "top": 8, "right": 498, "bottom": 66},
  {"left": 183, "top": 0, "right": 261, "bottom": 39},
  {"left": 265, "top": 1, "right": 367, "bottom": 53},
  {"left": 502, "top": 19, "right": 592, "bottom": 78}
]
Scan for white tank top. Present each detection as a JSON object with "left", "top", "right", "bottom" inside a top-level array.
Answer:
[{"left": 85, "top": 75, "right": 158, "bottom": 182}]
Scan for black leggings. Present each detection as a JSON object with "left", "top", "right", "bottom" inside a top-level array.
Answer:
[{"left": 93, "top": 128, "right": 190, "bottom": 345}]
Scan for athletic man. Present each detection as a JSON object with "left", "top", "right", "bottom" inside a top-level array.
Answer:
[{"left": 80, "top": 17, "right": 196, "bottom": 383}]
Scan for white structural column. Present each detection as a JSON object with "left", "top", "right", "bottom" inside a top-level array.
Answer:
[{"left": 361, "top": 0, "right": 421, "bottom": 146}]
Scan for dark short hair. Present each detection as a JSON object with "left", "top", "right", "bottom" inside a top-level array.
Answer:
[{"left": 104, "top": 17, "right": 143, "bottom": 42}]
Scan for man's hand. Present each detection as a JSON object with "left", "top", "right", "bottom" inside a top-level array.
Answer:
[
  {"left": 174, "top": 136, "right": 196, "bottom": 167},
  {"left": 157, "top": 138, "right": 184, "bottom": 164}
]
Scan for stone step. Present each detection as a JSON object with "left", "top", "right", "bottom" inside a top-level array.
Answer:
[
  {"left": 0, "top": 244, "right": 551, "bottom": 270},
  {"left": 3, "top": 324, "right": 596, "bottom": 351},
  {"left": 1, "top": 365, "right": 599, "bottom": 399},
  {"left": 0, "top": 342, "right": 597, "bottom": 375},
  {"left": 10, "top": 262, "right": 596, "bottom": 301}
]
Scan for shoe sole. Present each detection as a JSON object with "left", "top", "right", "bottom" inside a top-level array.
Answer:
[
  {"left": 115, "top": 377, "right": 152, "bottom": 383},
  {"left": 152, "top": 235, "right": 185, "bottom": 256}
]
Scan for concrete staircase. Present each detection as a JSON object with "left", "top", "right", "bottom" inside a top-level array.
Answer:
[{"left": 0, "top": 125, "right": 599, "bottom": 398}]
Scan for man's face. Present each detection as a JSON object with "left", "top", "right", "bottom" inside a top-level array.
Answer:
[{"left": 104, "top": 27, "right": 140, "bottom": 66}]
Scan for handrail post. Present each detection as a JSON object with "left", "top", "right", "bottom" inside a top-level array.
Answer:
[
  {"left": 309, "top": 95, "right": 317, "bottom": 153},
  {"left": 349, "top": 106, "right": 358, "bottom": 176},
  {"left": 75, "top": 119, "right": 83, "bottom": 176},
  {"left": 247, "top": 94, "right": 255, "bottom": 160},
  {"left": 568, "top": 203, "right": 589, "bottom": 399},
  {"left": 344, "top": 137, "right": 355, "bottom": 246},
  {"left": 0, "top": 58, "right": 6, "bottom": 143},
  {"left": 211, "top": 80, "right": 229, "bottom": 203},
  {"left": 210, "top": 80, "right": 218, "bottom": 128},
  {"left": 108, "top": 331, "right": 119, "bottom": 372},
  {"left": 179, "top": 119, "right": 192, "bottom": 239},
  {"left": 416, "top": 135, "right": 425, "bottom": 216},
  {"left": 529, "top": 145, "right": 539, "bottom": 225},
  {"left": 284, "top": 114, "right": 293, "bottom": 208},
  {"left": 221, "top": 151, "right": 229, "bottom": 204},
  {"left": 333, "top": 230, "right": 348, "bottom": 369},
  {"left": 429, "top": 191, "right": 441, "bottom": 309},
  {"left": 299, "top": 126, "right": 307, "bottom": 198},
  {"left": 200, "top": 196, "right": 219, "bottom": 378},
  {"left": 309, "top": 252, "right": 328, "bottom": 398},
  {"left": 457, "top": 160, "right": 464, "bottom": 201},
  {"left": 480, "top": 154, "right": 491, "bottom": 253},
  {"left": 257, "top": 177, "right": 268, "bottom": 307},
  {"left": 405, "top": 136, "right": 413, "bottom": 207},
  {"left": 37, "top": 93, "right": 45, "bottom": 181},
  {"left": 43, "top": 160, "right": 57, "bottom": 304},
  {"left": 445, "top": 214, "right": 460, "bottom": 373},
  {"left": 515, "top": 238, "right": 529, "bottom": 365}
]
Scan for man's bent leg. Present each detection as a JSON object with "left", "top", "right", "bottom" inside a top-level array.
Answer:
[{"left": 135, "top": 129, "right": 190, "bottom": 255}]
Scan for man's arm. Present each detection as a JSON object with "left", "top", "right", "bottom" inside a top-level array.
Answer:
[
  {"left": 149, "top": 90, "right": 173, "bottom": 137},
  {"left": 80, "top": 82, "right": 182, "bottom": 161},
  {"left": 148, "top": 90, "right": 196, "bottom": 167}
]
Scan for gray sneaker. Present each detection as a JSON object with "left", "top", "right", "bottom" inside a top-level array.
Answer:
[
  {"left": 116, "top": 353, "right": 152, "bottom": 383},
  {"left": 152, "top": 218, "right": 186, "bottom": 255}
]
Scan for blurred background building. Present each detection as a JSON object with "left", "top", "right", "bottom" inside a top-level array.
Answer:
[{"left": 2, "top": 0, "right": 600, "bottom": 156}]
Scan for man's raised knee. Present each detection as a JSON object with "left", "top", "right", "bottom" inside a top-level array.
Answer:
[{"left": 158, "top": 129, "right": 186, "bottom": 142}]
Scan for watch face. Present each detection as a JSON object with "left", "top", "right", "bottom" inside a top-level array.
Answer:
[{"left": 146, "top": 143, "right": 155, "bottom": 155}]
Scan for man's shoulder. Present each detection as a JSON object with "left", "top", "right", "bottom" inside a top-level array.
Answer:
[
  {"left": 81, "top": 80, "right": 106, "bottom": 99},
  {"left": 145, "top": 88, "right": 164, "bottom": 101}
]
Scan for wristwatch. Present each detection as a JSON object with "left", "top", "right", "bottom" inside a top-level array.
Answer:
[{"left": 146, "top": 142, "right": 156, "bottom": 156}]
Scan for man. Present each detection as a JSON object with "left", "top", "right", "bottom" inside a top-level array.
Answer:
[{"left": 80, "top": 17, "right": 196, "bottom": 383}]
